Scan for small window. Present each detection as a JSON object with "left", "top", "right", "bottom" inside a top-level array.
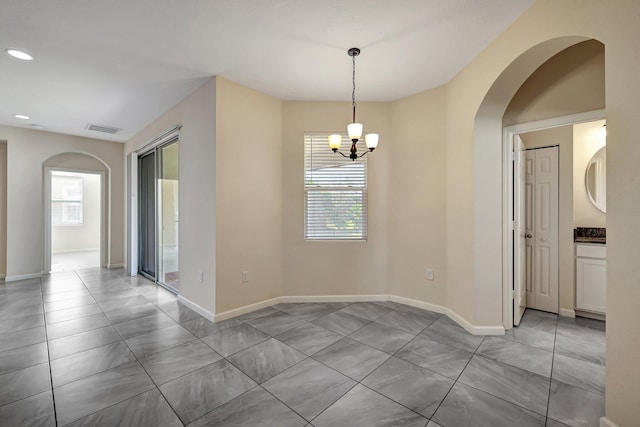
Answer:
[
  {"left": 52, "top": 173, "right": 83, "bottom": 225},
  {"left": 304, "top": 133, "right": 367, "bottom": 240}
]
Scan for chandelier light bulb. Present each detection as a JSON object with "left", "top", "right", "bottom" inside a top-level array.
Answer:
[
  {"left": 365, "top": 133, "right": 379, "bottom": 151},
  {"left": 347, "top": 123, "right": 363, "bottom": 142},
  {"left": 329, "top": 134, "right": 342, "bottom": 151}
]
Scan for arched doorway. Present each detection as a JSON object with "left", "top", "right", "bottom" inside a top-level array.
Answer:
[
  {"left": 43, "top": 152, "right": 110, "bottom": 273},
  {"left": 467, "top": 36, "right": 605, "bottom": 330}
]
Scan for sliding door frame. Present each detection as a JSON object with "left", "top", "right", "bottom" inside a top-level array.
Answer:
[
  {"left": 127, "top": 125, "right": 181, "bottom": 294},
  {"left": 138, "top": 150, "right": 157, "bottom": 282}
]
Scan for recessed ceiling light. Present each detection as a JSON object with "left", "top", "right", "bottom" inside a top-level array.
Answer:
[
  {"left": 6, "top": 48, "right": 34, "bottom": 61},
  {"left": 14, "top": 114, "right": 30, "bottom": 120}
]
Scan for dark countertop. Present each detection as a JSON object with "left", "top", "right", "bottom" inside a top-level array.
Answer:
[
  {"left": 575, "top": 237, "right": 606, "bottom": 244},
  {"left": 574, "top": 227, "right": 606, "bottom": 244}
]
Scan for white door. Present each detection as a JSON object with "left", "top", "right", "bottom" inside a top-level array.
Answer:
[
  {"left": 513, "top": 135, "right": 527, "bottom": 326},
  {"left": 525, "top": 146, "right": 559, "bottom": 313}
]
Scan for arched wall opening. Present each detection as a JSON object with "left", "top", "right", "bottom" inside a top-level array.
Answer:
[
  {"left": 43, "top": 152, "right": 111, "bottom": 272},
  {"left": 470, "top": 36, "right": 600, "bottom": 328}
]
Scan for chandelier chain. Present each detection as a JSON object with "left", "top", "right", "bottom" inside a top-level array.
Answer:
[{"left": 352, "top": 52, "right": 356, "bottom": 123}]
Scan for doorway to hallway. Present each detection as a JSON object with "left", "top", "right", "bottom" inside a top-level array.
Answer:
[
  {"left": 504, "top": 110, "right": 606, "bottom": 330},
  {"left": 49, "top": 170, "right": 102, "bottom": 272}
]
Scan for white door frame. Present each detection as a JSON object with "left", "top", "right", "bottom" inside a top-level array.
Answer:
[
  {"left": 44, "top": 167, "right": 107, "bottom": 273},
  {"left": 126, "top": 152, "right": 139, "bottom": 276},
  {"left": 502, "top": 109, "right": 605, "bottom": 330}
]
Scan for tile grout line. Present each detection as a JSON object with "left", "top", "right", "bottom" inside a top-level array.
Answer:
[
  {"left": 427, "top": 335, "right": 487, "bottom": 424},
  {"left": 0, "top": 281, "right": 58, "bottom": 423},
  {"left": 253, "top": 304, "right": 445, "bottom": 424},
  {"left": 73, "top": 272, "right": 188, "bottom": 427},
  {"left": 545, "top": 313, "right": 560, "bottom": 425},
  {"left": 13, "top": 276, "right": 604, "bottom": 426},
  {"left": 41, "top": 271, "right": 171, "bottom": 425},
  {"left": 40, "top": 274, "right": 61, "bottom": 427},
  {"left": 183, "top": 303, "right": 396, "bottom": 424}
]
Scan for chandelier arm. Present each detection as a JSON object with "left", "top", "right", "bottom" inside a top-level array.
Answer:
[{"left": 335, "top": 150, "right": 349, "bottom": 158}]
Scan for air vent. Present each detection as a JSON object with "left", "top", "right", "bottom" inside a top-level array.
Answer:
[{"left": 86, "top": 123, "right": 121, "bottom": 134}]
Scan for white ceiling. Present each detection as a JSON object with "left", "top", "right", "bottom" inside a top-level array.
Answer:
[{"left": 0, "top": 0, "right": 535, "bottom": 142}]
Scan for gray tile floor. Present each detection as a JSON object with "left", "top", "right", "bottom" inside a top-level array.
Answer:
[{"left": 0, "top": 268, "right": 606, "bottom": 426}]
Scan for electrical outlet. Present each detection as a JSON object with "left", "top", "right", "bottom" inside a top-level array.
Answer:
[
  {"left": 242, "top": 270, "right": 249, "bottom": 283},
  {"left": 426, "top": 269, "right": 434, "bottom": 281}
]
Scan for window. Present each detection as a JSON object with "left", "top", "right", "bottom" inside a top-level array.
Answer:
[
  {"left": 304, "top": 132, "right": 367, "bottom": 240},
  {"left": 52, "top": 173, "right": 83, "bottom": 225}
]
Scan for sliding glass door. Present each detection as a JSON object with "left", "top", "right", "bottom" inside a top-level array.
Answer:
[
  {"left": 158, "top": 141, "right": 179, "bottom": 291},
  {"left": 138, "top": 139, "right": 179, "bottom": 292}
]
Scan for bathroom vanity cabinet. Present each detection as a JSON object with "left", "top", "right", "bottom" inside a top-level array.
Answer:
[{"left": 575, "top": 243, "right": 606, "bottom": 314}]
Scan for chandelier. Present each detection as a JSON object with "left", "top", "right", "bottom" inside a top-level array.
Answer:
[{"left": 329, "top": 47, "right": 379, "bottom": 161}]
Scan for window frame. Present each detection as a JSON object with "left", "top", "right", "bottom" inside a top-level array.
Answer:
[
  {"left": 304, "top": 132, "right": 368, "bottom": 241},
  {"left": 51, "top": 174, "right": 84, "bottom": 226}
]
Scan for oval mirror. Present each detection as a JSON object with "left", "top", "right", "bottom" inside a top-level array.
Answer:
[{"left": 585, "top": 146, "right": 606, "bottom": 213}]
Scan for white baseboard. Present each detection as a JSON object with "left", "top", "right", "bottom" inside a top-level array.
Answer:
[
  {"left": 391, "top": 295, "right": 505, "bottom": 336},
  {"left": 5, "top": 272, "right": 43, "bottom": 282},
  {"left": 560, "top": 308, "right": 576, "bottom": 318},
  {"left": 177, "top": 295, "right": 216, "bottom": 322},
  {"left": 52, "top": 248, "right": 100, "bottom": 254},
  {"left": 214, "top": 297, "right": 283, "bottom": 322},
  {"left": 212, "top": 293, "right": 504, "bottom": 336},
  {"left": 279, "top": 294, "right": 390, "bottom": 304},
  {"left": 600, "top": 416, "right": 619, "bottom": 427},
  {"left": 107, "top": 264, "right": 124, "bottom": 269}
]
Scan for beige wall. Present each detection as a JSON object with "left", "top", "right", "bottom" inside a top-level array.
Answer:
[
  {"left": 126, "top": 78, "right": 217, "bottom": 313},
  {"left": 443, "top": 0, "right": 640, "bottom": 423},
  {"left": 573, "top": 120, "right": 607, "bottom": 227},
  {"left": 0, "top": 125, "right": 124, "bottom": 278},
  {"left": 282, "top": 101, "right": 391, "bottom": 297},
  {"left": 504, "top": 40, "right": 605, "bottom": 126},
  {"left": 389, "top": 87, "right": 447, "bottom": 305},
  {"left": 51, "top": 173, "right": 101, "bottom": 253},
  {"left": 215, "top": 77, "right": 283, "bottom": 313},
  {"left": 0, "top": 142, "right": 6, "bottom": 278},
  {"left": 520, "top": 126, "right": 574, "bottom": 316}
]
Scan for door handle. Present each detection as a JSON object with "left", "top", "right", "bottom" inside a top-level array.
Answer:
[
  {"left": 525, "top": 233, "right": 533, "bottom": 238},
  {"left": 541, "top": 238, "right": 547, "bottom": 242}
]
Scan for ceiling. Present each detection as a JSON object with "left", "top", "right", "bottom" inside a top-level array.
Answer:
[{"left": 0, "top": 0, "right": 535, "bottom": 142}]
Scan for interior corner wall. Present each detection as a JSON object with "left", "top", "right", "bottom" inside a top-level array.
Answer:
[
  {"left": 389, "top": 87, "right": 447, "bottom": 305},
  {"left": 520, "top": 126, "right": 574, "bottom": 316},
  {"left": 281, "top": 101, "right": 391, "bottom": 298},
  {"left": 0, "top": 126, "right": 124, "bottom": 278},
  {"left": 214, "top": 77, "right": 283, "bottom": 313},
  {"left": 443, "top": 0, "right": 640, "bottom": 423},
  {"left": 125, "top": 77, "right": 217, "bottom": 314}
]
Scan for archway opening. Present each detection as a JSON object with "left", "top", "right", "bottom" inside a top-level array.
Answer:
[
  {"left": 43, "top": 152, "right": 111, "bottom": 273},
  {"left": 471, "top": 36, "right": 606, "bottom": 329}
]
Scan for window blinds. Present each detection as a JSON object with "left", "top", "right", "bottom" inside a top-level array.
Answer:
[{"left": 304, "top": 133, "right": 367, "bottom": 240}]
